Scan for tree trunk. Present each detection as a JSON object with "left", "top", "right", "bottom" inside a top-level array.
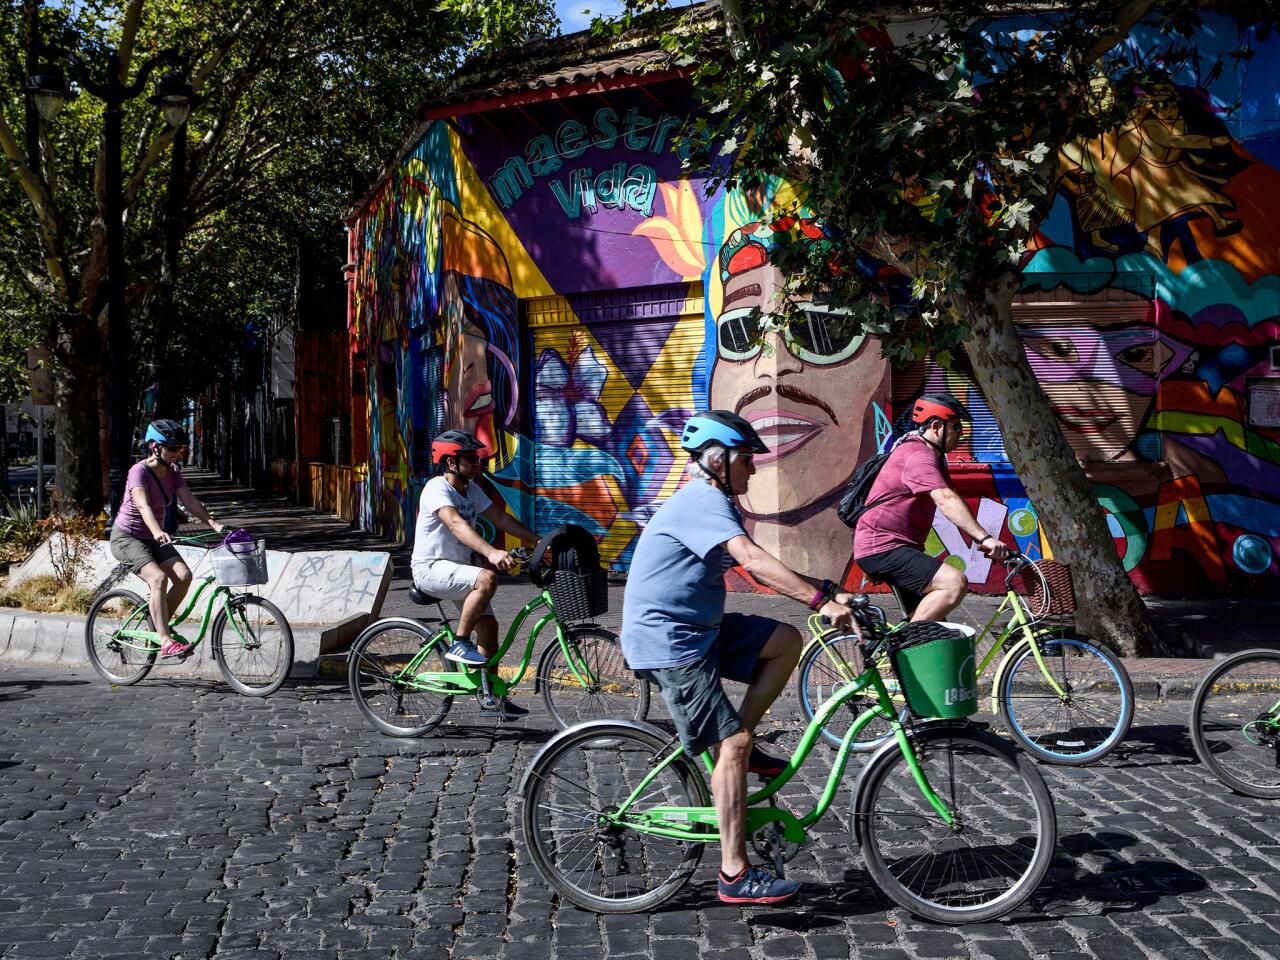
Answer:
[
  {"left": 49, "top": 313, "right": 105, "bottom": 515},
  {"left": 958, "top": 278, "right": 1160, "bottom": 657}
]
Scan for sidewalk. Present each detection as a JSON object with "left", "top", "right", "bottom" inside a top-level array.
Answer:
[{"left": 179, "top": 469, "right": 1280, "bottom": 695}]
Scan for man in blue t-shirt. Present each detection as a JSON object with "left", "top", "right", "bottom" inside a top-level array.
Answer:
[{"left": 622, "top": 410, "right": 856, "bottom": 907}]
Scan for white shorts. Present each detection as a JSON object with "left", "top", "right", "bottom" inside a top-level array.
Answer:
[{"left": 411, "top": 559, "right": 494, "bottom": 617}]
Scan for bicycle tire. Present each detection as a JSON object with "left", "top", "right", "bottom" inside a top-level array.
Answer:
[
  {"left": 797, "top": 635, "right": 900, "bottom": 751},
  {"left": 856, "top": 725, "right": 1056, "bottom": 924},
  {"left": 348, "top": 619, "right": 455, "bottom": 737},
  {"left": 85, "top": 589, "right": 157, "bottom": 685},
  {"left": 212, "top": 595, "right": 294, "bottom": 697},
  {"left": 538, "top": 626, "right": 650, "bottom": 729},
  {"left": 1189, "top": 649, "right": 1280, "bottom": 799},
  {"left": 521, "top": 720, "right": 708, "bottom": 913},
  {"left": 999, "top": 633, "right": 1134, "bottom": 765}
]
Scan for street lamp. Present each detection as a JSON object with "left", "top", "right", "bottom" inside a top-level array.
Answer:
[
  {"left": 21, "top": 64, "right": 76, "bottom": 122},
  {"left": 24, "top": 49, "right": 195, "bottom": 514}
]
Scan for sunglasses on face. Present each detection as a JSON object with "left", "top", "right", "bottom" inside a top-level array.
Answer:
[
  {"left": 717, "top": 304, "right": 866, "bottom": 365},
  {"left": 161, "top": 443, "right": 187, "bottom": 452},
  {"left": 456, "top": 452, "right": 482, "bottom": 463}
]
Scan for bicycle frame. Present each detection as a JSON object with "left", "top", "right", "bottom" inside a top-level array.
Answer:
[
  {"left": 113, "top": 575, "right": 236, "bottom": 651},
  {"left": 600, "top": 649, "right": 956, "bottom": 846},
  {"left": 800, "top": 581, "right": 1071, "bottom": 716},
  {"left": 386, "top": 590, "right": 596, "bottom": 698}
]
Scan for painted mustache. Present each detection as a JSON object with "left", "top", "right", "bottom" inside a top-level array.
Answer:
[{"left": 735, "top": 383, "right": 839, "bottom": 426}]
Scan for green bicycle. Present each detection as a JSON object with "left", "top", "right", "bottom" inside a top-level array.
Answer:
[
  {"left": 84, "top": 532, "right": 294, "bottom": 696},
  {"left": 520, "top": 601, "right": 1057, "bottom": 923},
  {"left": 348, "top": 528, "right": 650, "bottom": 735},
  {"left": 1189, "top": 649, "right": 1280, "bottom": 798},
  {"left": 798, "top": 554, "right": 1134, "bottom": 765}
]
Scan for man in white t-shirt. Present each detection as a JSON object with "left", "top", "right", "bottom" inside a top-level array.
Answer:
[{"left": 411, "top": 430, "right": 539, "bottom": 715}]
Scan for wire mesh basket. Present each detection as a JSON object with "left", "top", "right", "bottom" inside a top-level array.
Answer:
[
  {"left": 547, "top": 569, "right": 609, "bottom": 621},
  {"left": 1012, "top": 558, "right": 1076, "bottom": 619},
  {"left": 211, "top": 539, "right": 268, "bottom": 586}
]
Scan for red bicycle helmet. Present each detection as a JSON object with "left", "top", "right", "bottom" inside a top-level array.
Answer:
[
  {"left": 431, "top": 430, "right": 485, "bottom": 465},
  {"left": 911, "top": 393, "right": 971, "bottom": 425}
]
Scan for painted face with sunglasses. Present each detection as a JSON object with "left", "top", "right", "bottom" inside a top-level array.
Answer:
[{"left": 709, "top": 218, "right": 890, "bottom": 520}]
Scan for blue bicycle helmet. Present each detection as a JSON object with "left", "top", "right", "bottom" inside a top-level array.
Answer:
[
  {"left": 144, "top": 419, "right": 189, "bottom": 446},
  {"left": 680, "top": 410, "right": 769, "bottom": 454}
]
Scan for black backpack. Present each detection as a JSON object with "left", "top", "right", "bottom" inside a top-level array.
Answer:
[
  {"left": 836, "top": 451, "right": 893, "bottom": 529},
  {"left": 837, "top": 437, "right": 945, "bottom": 529}
]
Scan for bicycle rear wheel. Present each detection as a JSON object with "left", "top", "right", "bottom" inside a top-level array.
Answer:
[
  {"left": 797, "top": 636, "right": 900, "bottom": 751},
  {"left": 999, "top": 633, "right": 1133, "bottom": 765},
  {"left": 539, "top": 626, "right": 650, "bottom": 728},
  {"left": 348, "top": 620, "right": 455, "bottom": 737},
  {"left": 85, "top": 589, "right": 157, "bottom": 685},
  {"left": 1190, "top": 649, "right": 1280, "bottom": 799},
  {"left": 212, "top": 595, "right": 294, "bottom": 696},
  {"left": 856, "top": 725, "right": 1056, "bottom": 924},
  {"left": 521, "top": 721, "right": 707, "bottom": 913}
]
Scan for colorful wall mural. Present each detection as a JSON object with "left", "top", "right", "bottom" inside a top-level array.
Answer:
[{"left": 348, "top": 19, "right": 1280, "bottom": 597}]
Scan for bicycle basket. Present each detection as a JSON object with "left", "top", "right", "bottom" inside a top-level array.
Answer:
[
  {"left": 529, "top": 524, "right": 608, "bottom": 620},
  {"left": 890, "top": 621, "right": 978, "bottom": 719},
  {"left": 1013, "top": 558, "right": 1076, "bottom": 619},
  {"left": 211, "top": 538, "right": 268, "bottom": 586},
  {"left": 547, "top": 569, "right": 609, "bottom": 621}
]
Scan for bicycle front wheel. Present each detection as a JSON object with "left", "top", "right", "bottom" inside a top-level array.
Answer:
[
  {"left": 857, "top": 726, "right": 1056, "bottom": 924},
  {"left": 539, "top": 626, "right": 650, "bottom": 728},
  {"left": 1190, "top": 649, "right": 1280, "bottom": 799},
  {"left": 85, "top": 589, "right": 157, "bottom": 685},
  {"left": 212, "top": 595, "right": 294, "bottom": 696},
  {"left": 797, "top": 635, "right": 899, "bottom": 751},
  {"left": 999, "top": 633, "right": 1134, "bottom": 765},
  {"left": 348, "top": 620, "right": 455, "bottom": 737},
  {"left": 521, "top": 721, "right": 708, "bottom": 913}
]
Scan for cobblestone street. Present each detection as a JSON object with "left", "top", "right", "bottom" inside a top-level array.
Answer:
[{"left": 1, "top": 659, "right": 1279, "bottom": 960}]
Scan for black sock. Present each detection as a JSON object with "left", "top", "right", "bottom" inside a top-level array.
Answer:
[{"left": 720, "top": 867, "right": 747, "bottom": 883}]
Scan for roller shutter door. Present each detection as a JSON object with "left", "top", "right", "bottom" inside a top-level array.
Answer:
[{"left": 526, "top": 284, "right": 706, "bottom": 571}]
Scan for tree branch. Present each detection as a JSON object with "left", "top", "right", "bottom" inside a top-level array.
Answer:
[{"left": 0, "top": 111, "right": 71, "bottom": 301}]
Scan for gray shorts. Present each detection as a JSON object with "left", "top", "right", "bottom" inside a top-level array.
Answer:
[
  {"left": 109, "top": 528, "right": 180, "bottom": 574},
  {"left": 635, "top": 613, "right": 779, "bottom": 757}
]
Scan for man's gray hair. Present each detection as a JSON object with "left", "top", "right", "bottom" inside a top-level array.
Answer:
[{"left": 685, "top": 443, "right": 728, "bottom": 479}]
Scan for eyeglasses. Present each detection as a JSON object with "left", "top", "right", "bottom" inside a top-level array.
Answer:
[{"left": 717, "top": 304, "right": 866, "bottom": 366}]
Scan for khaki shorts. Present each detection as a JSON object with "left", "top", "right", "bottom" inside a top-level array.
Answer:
[
  {"left": 109, "top": 527, "right": 180, "bottom": 574},
  {"left": 411, "top": 559, "right": 495, "bottom": 617}
]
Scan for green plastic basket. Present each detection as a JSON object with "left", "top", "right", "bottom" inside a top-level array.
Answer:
[{"left": 892, "top": 622, "right": 978, "bottom": 719}]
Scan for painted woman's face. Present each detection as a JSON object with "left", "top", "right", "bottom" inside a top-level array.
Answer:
[
  {"left": 442, "top": 272, "right": 497, "bottom": 455},
  {"left": 708, "top": 227, "right": 889, "bottom": 516},
  {"left": 1020, "top": 320, "right": 1183, "bottom": 460}
]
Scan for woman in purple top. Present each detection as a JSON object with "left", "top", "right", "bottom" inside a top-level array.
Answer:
[{"left": 109, "top": 419, "right": 224, "bottom": 658}]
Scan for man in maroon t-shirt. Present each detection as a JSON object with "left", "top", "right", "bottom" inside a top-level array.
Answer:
[{"left": 854, "top": 394, "right": 1010, "bottom": 620}]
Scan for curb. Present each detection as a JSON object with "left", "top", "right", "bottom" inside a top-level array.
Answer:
[{"left": 0, "top": 607, "right": 329, "bottom": 680}]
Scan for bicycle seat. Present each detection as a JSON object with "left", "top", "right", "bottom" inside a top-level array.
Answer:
[{"left": 408, "top": 586, "right": 442, "bottom": 606}]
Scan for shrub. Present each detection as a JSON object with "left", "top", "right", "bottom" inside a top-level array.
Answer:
[
  {"left": 0, "top": 497, "right": 44, "bottom": 559},
  {"left": 39, "top": 508, "right": 101, "bottom": 588},
  {"left": 0, "top": 574, "right": 93, "bottom": 614}
]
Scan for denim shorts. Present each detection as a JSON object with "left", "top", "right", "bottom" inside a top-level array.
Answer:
[{"left": 635, "top": 613, "right": 780, "bottom": 757}]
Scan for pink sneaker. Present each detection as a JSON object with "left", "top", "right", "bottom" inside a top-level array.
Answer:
[{"left": 160, "top": 639, "right": 192, "bottom": 659}]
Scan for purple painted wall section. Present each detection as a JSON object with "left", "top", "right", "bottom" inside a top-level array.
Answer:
[{"left": 456, "top": 80, "right": 701, "bottom": 293}]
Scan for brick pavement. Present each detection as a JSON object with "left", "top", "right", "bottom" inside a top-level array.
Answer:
[{"left": 3, "top": 659, "right": 1280, "bottom": 960}]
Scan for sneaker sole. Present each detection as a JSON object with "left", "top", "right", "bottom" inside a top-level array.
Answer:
[
  {"left": 445, "top": 655, "right": 487, "bottom": 665},
  {"left": 717, "top": 891, "right": 798, "bottom": 905}
]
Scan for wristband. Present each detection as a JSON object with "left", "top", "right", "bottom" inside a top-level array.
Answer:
[
  {"left": 820, "top": 578, "right": 837, "bottom": 600},
  {"left": 808, "top": 589, "right": 827, "bottom": 611}
]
